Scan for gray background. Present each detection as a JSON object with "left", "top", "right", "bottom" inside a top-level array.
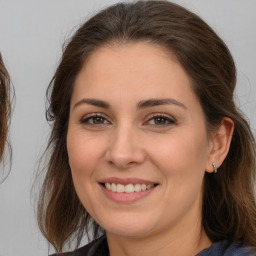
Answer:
[{"left": 0, "top": 0, "right": 255, "bottom": 255}]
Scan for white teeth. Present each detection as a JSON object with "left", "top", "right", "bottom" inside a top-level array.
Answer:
[
  {"left": 125, "top": 184, "right": 134, "bottom": 193},
  {"left": 116, "top": 184, "right": 125, "bottom": 193},
  {"left": 111, "top": 183, "right": 117, "bottom": 192},
  {"left": 105, "top": 183, "right": 111, "bottom": 190},
  {"left": 105, "top": 182, "right": 155, "bottom": 193},
  {"left": 134, "top": 184, "right": 142, "bottom": 192}
]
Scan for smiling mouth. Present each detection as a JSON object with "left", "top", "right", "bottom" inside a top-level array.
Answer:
[{"left": 101, "top": 183, "right": 158, "bottom": 193}]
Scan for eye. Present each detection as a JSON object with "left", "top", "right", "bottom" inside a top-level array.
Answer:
[
  {"left": 80, "top": 114, "right": 110, "bottom": 125},
  {"left": 146, "top": 114, "right": 176, "bottom": 126}
]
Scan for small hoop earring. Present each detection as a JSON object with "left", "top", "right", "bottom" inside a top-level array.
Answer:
[{"left": 212, "top": 162, "right": 218, "bottom": 173}]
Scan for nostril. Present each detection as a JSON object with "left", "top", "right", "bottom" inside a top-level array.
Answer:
[{"left": 105, "top": 142, "right": 146, "bottom": 169}]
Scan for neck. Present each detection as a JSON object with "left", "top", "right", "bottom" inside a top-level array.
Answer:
[{"left": 106, "top": 218, "right": 211, "bottom": 256}]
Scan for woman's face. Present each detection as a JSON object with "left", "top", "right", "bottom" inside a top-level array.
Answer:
[{"left": 67, "top": 42, "right": 213, "bottom": 239}]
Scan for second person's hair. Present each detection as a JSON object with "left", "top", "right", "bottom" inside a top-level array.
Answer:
[{"left": 0, "top": 53, "right": 11, "bottom": 161}]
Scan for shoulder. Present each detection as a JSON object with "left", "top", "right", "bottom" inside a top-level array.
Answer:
[
  {"left": 197, "top": 240, "right": 256, "bottom": 256},
  {"left": 49, "top": 235, "right": 108, "bottom": 256}
]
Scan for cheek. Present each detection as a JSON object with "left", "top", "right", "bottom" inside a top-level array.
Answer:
[
  {"left": 146, "top": 130, "right": 208, "bottom": 195},
  {"left": 149, "top": 134, "right": 207, "bottom": 171},
  {"left": 67, "top": 130, "right": 105, "bottom": 180},
  {"left": 66, "top": 130, "right": 107, "bottom": 214}
]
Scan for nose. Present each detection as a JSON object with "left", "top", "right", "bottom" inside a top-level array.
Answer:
[{"left": 105, "top": 125, "right": 145, "bottom": 169}]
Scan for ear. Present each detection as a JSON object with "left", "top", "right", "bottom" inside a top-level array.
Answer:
[{"left": 205, "top": 117, "right": 234, "bottom": 173}]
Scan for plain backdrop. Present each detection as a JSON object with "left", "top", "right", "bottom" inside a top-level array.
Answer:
[{"left": 0, "top": 0, "right": 255, "bottom": 255}]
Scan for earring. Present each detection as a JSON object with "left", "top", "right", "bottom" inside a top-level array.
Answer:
[{"left": 212, "top": 162, "right": 217, "bottom": 173}]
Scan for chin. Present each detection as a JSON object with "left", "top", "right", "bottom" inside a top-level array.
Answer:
[
  {"left": 105, "top": 225, "right": 152, "bottom": 239},
  {"left": 98, "top": 213, "right": 156, "bottom": 238}
]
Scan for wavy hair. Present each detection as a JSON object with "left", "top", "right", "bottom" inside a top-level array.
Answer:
[
  {"left": 37, "top": 1, "right": 256, "bottom": 252},
  {"left": 0, "top": 53, "right": 11, "bottom": 164}
]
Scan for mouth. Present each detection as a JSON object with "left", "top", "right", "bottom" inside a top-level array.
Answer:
[
  {"left": 101, "top": 182, "right": 157, "bottom": 193},
  {"left": 98, "top": 178, "right": 159, "bottom": 203}
]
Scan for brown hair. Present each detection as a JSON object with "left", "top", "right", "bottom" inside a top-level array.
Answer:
[
  {"left": 37, "top": 0, "right": 256, "bottom": 252},
  {"left": 0, "top": 53, "right": 11, "bottom": 162}
]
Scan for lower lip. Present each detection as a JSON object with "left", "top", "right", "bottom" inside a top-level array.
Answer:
[{"left": 100, "top": 185, "right": 156, "bottom": 203}]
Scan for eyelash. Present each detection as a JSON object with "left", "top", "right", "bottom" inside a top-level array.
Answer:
[
  {"left": 80, "top": 113, "right": 176, "bottom": 127},
  {"left": 145, "top": 113, "right": 176, "bottom": 127},
  {"left": 80, "top": 113, "right": 110, "bottom": 125}
]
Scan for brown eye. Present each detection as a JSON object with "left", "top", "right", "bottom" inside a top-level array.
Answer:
[
  {"left": 154, "top": 117, "right": 169, "bottom": 125},
  {"left": 147, "top": 115, "right": 175, "bottom": 126},
  {"left": 91, "top": 116, "right": 106, "bottom": 124},
  {"left": 81, "top": 115, "right": 110, "bottom": 125}
]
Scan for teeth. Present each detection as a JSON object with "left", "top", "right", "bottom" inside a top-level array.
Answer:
[
  {"left": 111, "top": 183, "right": 117, "bottom": 192},
  {"left": 105, "top": 183, "right": 111, "bottom": 190},
  {"left": 116, "top": 184, "right": 125, "bottom": 193},
  {"left": 134, "top": 184, "right": 141, "bottom": 192},
  {"left": 125, "top": 184, "right": 134, "bottom": 193},
  {"left": 105, "top": 183, "right": 154, "bottom": 193}
]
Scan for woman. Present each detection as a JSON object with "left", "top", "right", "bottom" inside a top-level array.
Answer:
[
  {"left": 0, "top": 53, "right": 11, "bottom": 163},
  {"left": 38, "top": 1, "right": 256, "bottom": 255}
]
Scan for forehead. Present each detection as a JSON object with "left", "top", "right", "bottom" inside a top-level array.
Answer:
[{"left": 72, "top": 42, "right": 198, "bottom": 107}]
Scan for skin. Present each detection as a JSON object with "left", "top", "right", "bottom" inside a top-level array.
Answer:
[{"left": 67, "top": 42, "right": 233, "bottom": 256}]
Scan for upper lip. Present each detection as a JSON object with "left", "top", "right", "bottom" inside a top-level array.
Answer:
[{"left": 99, "top": 177, "right": 158, "bottom": 185}]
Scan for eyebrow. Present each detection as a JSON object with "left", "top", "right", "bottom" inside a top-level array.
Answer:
[
  {"left": 73, "top": 98, "right": 110, "bottom": 109},
  {"left": 137, "top": 98, "right": 187, "bottom": 109},
  {"left": 73, "top": 98, "right": 187, "bottom": 110}
]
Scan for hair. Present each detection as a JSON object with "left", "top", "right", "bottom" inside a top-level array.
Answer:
[
  {"left": 37, "top": 0, "right": 256, "bottom": 252},
  {"left": 0, "top": 53, "right": 11, "bottom": 163}
]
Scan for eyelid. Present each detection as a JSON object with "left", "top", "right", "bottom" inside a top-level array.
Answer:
[
  {"left": 80, "top": 112, "right": 111, "bottom": 124},
  {"left": 79, "top": 112, "right": 176, "bottom": 127},
  {"left": 144, "top": 113, "right": 176, "bottom": 126}
]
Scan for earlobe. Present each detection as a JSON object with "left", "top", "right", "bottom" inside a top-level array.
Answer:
[{"left": 205, "top": 117, "right": 234, "bottom": 173}]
